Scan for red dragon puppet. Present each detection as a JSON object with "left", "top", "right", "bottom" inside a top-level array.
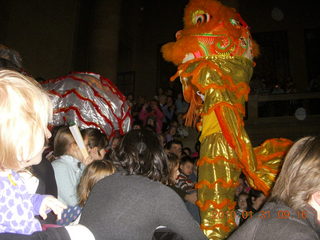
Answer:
[{"left": 161, "top": 0, "right": 292, "bottom": 239}]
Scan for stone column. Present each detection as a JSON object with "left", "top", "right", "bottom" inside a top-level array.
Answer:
[
  {"left": 287, "top": 27, "right": 308, "bottom": 91},
  {"left": 88, "top": 0, "right": 122, "bottom": 82}
]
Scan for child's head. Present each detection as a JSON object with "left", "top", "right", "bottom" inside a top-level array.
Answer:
[
  {"left": 132, "top": 120, "right": 143, "bottom": 130},
  {"left": 0, "top": 70, "right": 52, "bottom": 170},
  {"left": 235, "top": 173, "right": 247, "bottom": 197},
  {"left": 182, "top": 147, "right": 192, "bottom": 156},
  {"left": 168, "top": 126, "right": 177, "bottom": 136},
  {"left": 53, "top": 126, "right": 84, "bottom": 162},
  {"left": 165, "top": 139, "right": 183, "bottom": 158},
  {"left": 81, "top": 128, "right": 108, "bottom": 160},
  {"left": 250, "top": 189, "right": 266, "bottom": 211},
  {"left": 237, "top": 192, "right": 249, "bottom": 210},
  {"left": 157, "top": 133, "right": 166, "bottom": 148},
  {"left": 78, "top": 160, "right": 115, "bottom": 206},
  {"left": 179, "top": 156, "right": 194, "bottom": 176},
  {"left": 109, "top": 136, "right": 121, "bottom": 151},
  {"left": 166, "top": 152, "right": 180, "bottom": 185}
]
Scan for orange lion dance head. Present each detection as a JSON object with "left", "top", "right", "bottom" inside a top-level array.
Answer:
[{"left": 161, "top": 0, "right": 259, "bottom": 66}]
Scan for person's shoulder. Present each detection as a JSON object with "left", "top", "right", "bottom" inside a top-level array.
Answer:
[
  {"left": 230, "top": 202, "right": 319, "bottom": 240},
  {"left": 52, "top": 155, "right": 75, "bottom": 166},
  {"left": 51, "top": 157, "right": 74, "bottom": 172},
  {"left": 158, "top": 182, "right": 184, "bottom": 201},
  {"left": 264, "top": 202, "right": 319, "bottom": 238},
  {"left": 97, "top": 173, "right": 164, "bottom": 188},
  {"left": 51, "top": 158, "right": 65, "bottom": 168}
]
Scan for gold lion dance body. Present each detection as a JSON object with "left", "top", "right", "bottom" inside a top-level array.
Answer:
[{"left": 161, "top": 0, "right": 292, "bottom": 239}]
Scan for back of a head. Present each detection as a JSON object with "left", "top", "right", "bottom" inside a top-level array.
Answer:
[
  {"left": 166, "top": 152, "right": 179, "bottom": 170},
  {"left": 78, "top": 160, "right": 115, "bottom": 206},
  {"left": 0, "top": 58, "right": 22, "bottom": 72},
  {"left": 53, "top": 126, "right": 75, "bottom": 157},
  {"left": 0, "top": 70, "right": 52, "bottom": 170},
  {"left": 271, "top": 136, "right": 320, "bottom": 210},
  {"left": 81, "top": 127, "right": 108, "bottom": 150},
  {"left": 250, "top": 189, "right": 263, "bottom": 199},
  {"left": 112, "top": 129, "right": 168, "bottom": 183}
]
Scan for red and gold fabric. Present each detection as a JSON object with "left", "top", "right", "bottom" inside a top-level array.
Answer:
[{"left": 161, "top": 0, "right": 292, "bottom": 239}]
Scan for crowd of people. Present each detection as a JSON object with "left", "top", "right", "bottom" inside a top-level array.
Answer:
[
  {"left": 0, "top": 45, "right": 320, "bottom": 240},
  {"left": 0, "top": 68, "right": 206, "bottom": 240}
]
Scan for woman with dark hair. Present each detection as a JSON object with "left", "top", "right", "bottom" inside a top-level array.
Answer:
[{"left": 79, "top": 129, "right": 207, "bottom": 240}]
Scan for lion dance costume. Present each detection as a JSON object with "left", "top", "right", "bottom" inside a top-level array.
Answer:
[{"left": 161, "top": 0, "right": 292, "bottom": 239}]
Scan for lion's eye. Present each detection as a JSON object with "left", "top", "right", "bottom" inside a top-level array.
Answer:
[
  {"left": 230, "top": 18, "right": 239, "bottom": 26},
  {"left": 194, "top": 13, "right": 210, "bottom": 25}
]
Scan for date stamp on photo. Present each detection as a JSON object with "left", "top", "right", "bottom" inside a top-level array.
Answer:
[{"left": 210, "top": 209, "right": 308, "bottom": 220}]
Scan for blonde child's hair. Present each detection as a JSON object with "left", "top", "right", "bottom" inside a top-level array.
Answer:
[
  {"left": 77, "top": 160, "right": 115, "bottom": 206},
  {"left": 0, "top": 70, "right": 52, "bottom": 170}
]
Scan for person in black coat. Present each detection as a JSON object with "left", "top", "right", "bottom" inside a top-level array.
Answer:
[{"left": 79, "top": 129, "right": 207, "bottom": 240}]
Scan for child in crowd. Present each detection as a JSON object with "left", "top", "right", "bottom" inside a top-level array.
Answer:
[
  {"left": 167, "top": 153, "right": 200, "bottom": 223},
  {"left": 78, "top": 160, "right": 115, "bottom": 207},
  {"left": 249, "top": 189, "right": 267, "bottom": 213},
  {"left": 165, "top": 140, "right": 183, "bottom": 159},
  {"left": 235, "top": 172, "right": 251, "bottom": 197},
  {"left": 0, "top": 70, "right": 66, "bottom": 234},
  {"left": 165, "top": 125, "right": 177, "bottom": 143},
  {"left": 57, "top": 160, "right": 115, "bottom": 226},
  {"left": 234, "top": 192, "right": 251, "bottom": 226},
  {"left": 166, "top": 153, "right": 181, "bottom": 186},
  {"left": 138, "top": 99, "right": 164, "bottom": 134},
  {"left": 145, "top": 116, "right": 157, "bottom": 133},
  {"left": 176, "top": 113, "right": 189, "bottom": 138},
  {"left": 132, "top": 120, "right": 143, "bottom": 130},
  {"left": 52, "top": 126, "right": 93, "bottom": 206},
  {"left": 157, "top": 133, "right": 166, "bottom": 148},
  {"left": 81, "top": 128, "right": 108, "bottom": 161},
  {"left": 189, "top": 157, "right": 198, "bottom": 183},
  {"left": 175, "top": 156, "right": 196, "bottom": 192},
  {"left": 105, "top": 134, "right": 122, "bottom": 160},
  {"left": 182, "top": 147, "right": 192, "bottom": 157}
]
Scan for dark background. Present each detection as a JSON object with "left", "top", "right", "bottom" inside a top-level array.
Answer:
[
  {"left": 1, "top": 0, "right": 320, "bottom": 144},
  {"left": 0, "top": 0, "right": 319, "bottom": 98}
]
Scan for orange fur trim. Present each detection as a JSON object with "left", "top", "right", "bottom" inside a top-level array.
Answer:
[
  {"left": 258, "top": 138, "right": 293, "bottom": 148},
  {"left": 214, "top": 104, "right": 238, "bottom": 149},
  {"left": 196, "top": 199, "right": 236, "bottom": 211},
  {"left": 184, "top": 88, "right": 202, "bottom": 126},
  {"left": 196, "top": 179, "right": 239, "bottom": 189},
  {"left": 240, "top": 143, "right": 270, "bottom": 195},
  {"left": 252, "top": 40, "right": 260, "bottom": 57},
  {"left": 256, "top": 152, "right": 287, "bottom": 163},
  {"left": 197, "top": 156, "right": 241, "bottom": 169},
  {"left": 174, "top": 58, "right": 249, "bottom": 126}
]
